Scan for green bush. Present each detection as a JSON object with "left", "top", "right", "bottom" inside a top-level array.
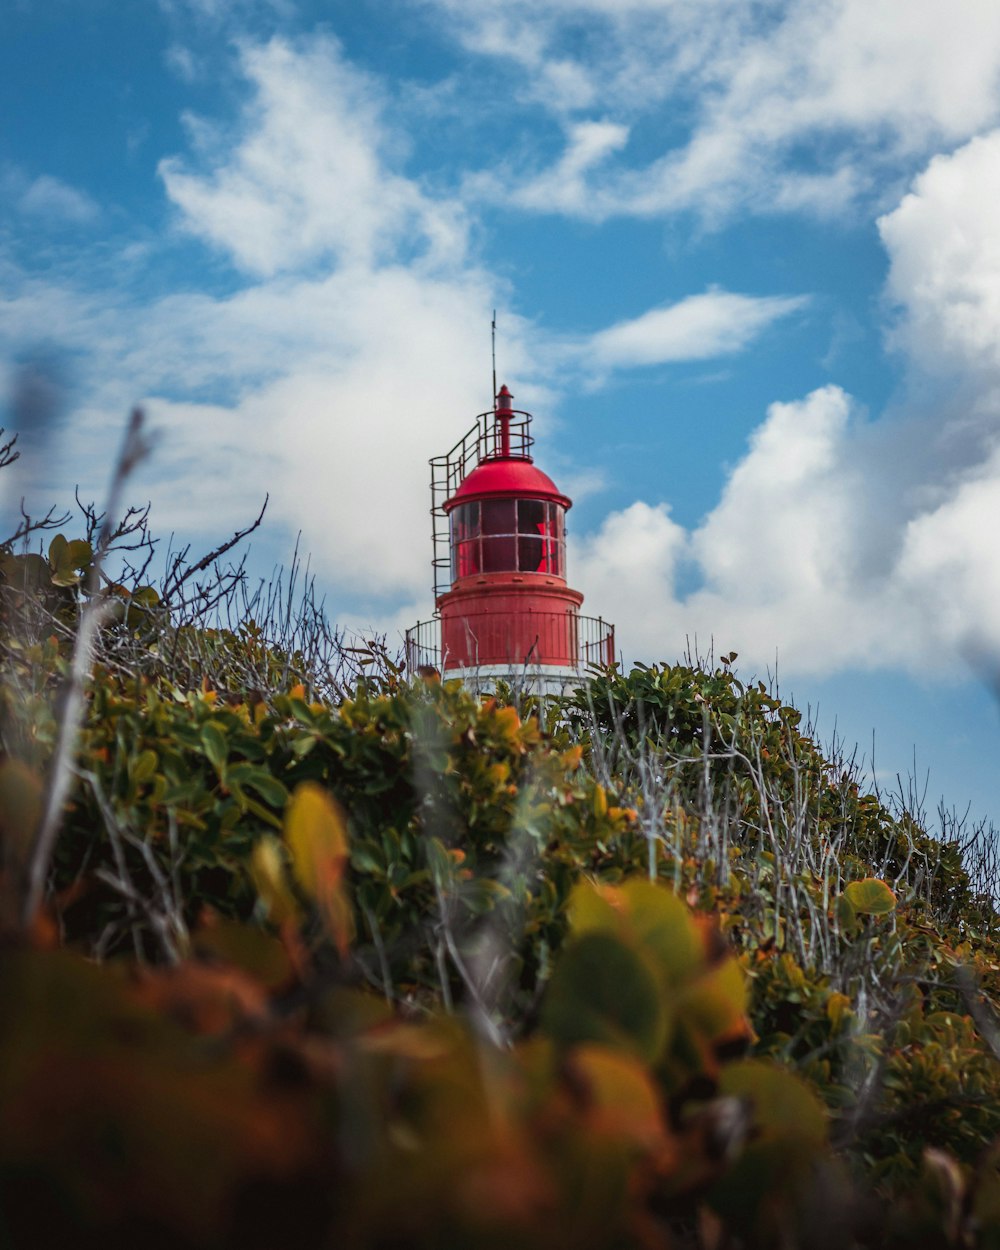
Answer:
[{"left": 4, "top": 498, "right": 1000, "bottom": 1247}]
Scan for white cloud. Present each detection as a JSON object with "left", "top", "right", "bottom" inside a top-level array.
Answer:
[
  {"left": 879, "top": 130, "right": 1000, "bottom": 381},
  {"left": 2, "top": 167, "right": 99, "bottom": 227},
  {"left": 573, "top": 132, "right": 1000, "bottom": 680},
  {"left": 896, "top": 447, "right": 1000, "bottom": 659},
  {"left": 159, "top": 35, "right": 469, "bottom": 276},
  {"left": 572, "top": 386, "right": 911, "bottom": 675},
  {"left": 587, "top": 291, "right": 806, "bottom": 368},
  {"left": 466, "top": 118, "right": 627, "bottom": 214},
  {"left": 570, "top": 500, "right": 688, "bottom": 659},
  {"left": 165, "top": 44, "right": 199, "bottom": 83},
  {"left": 437, "top": 0, "right": 1000, "bottom": 222}
]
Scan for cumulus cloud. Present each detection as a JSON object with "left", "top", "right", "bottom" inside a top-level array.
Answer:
[
  {"left": 879, "top": 130, "right": 1000, "bottom": 382},
  {"left": 572, "top": 386, "right": 905, "bottom": 674},
  {"left": 574, "top": 132, "right": 1000, "bottom": 679}
]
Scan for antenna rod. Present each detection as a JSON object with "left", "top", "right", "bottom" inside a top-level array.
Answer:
[{"left": 491, "top": 309, "right": 497, "bottom": 408}]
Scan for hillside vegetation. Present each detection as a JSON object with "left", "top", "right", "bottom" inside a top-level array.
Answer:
[{"left": 2, "top": 430, "right": 1000, "bottom": 1249}]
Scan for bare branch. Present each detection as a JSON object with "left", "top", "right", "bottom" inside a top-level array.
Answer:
[{"left": 20, "top": 408, "right": 152, "bottom": 931}]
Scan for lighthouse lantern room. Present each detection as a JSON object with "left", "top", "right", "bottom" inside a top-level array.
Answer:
[{"left": 406, "top": 385, "right": 615, "bottom": 695}]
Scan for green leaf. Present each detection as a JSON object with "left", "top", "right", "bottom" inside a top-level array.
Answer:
[
  {"left": 200, "top": 723, "right": 228, "bottom": 776},
  {"left": 47, "top": 533, "right": 68, "bottom": 568},
  {"left": 228, "top": 784, "right": 282, "bottom": 830},
  {"left": 836, "top": 892, "right": 858, "bottom": 931},
  {"left": 131, "top": 585, "right": 161, "bottom": 608},
  {"left": 843, "top": 878, "right": 896, "bottom": 916},
  {"left": 542, "top": 931, "right": 670, "bottom": 1062},
  {"left": 226, "top": 763, "right": 288, "bottom": 809},
  {"left": 131, "top": 750, "right": 159, "bottom": 784},
  {"left": 48, "top": 534, "right": 92, "bottom": 586},
  {"left": 425, "top": 836, "right": 452, "bottom": 882},
  {"left": 567, "top": 881, "right": 621, "bottom": 936},
  {"left": 64, "top": 539, "right": 92, "bottom": 569},
  {"left": 719, "top": 1060, "right": 828, "bottom": 1145},
  {"left": 622, "top": 879, "right": 704, "bottom": 987},
  {"left": 350, "top": 845, "right": 384, "bottom": 875}
]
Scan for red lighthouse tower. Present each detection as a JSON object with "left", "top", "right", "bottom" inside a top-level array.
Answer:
[{"left": 406, "top": 385, "right": 614, "bottom": 694}]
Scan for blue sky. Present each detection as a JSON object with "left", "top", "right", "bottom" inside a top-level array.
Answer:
[{"left": 3, "top": 0, "right": 1000, "bottom": 830}]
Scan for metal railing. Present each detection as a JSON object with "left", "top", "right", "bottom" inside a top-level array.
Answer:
[
  {"left": 429, "top": 407, "right": 534, "bottom": 600},
  {"left": 404, "top": 611, "right": 615, "bottom": 676}
]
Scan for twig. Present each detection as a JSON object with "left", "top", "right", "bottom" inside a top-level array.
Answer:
[{"left": 19, "top": 408, "right": 151, "bottom": 931}]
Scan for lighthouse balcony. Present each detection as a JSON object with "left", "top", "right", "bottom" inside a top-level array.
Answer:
[{"left": 404, "top": 611, "right": 616, "bottom": 692}]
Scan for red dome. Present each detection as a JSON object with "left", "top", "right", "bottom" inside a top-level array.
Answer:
[{"left": 445, "top": 458, "right": 571, "bottom": 512}]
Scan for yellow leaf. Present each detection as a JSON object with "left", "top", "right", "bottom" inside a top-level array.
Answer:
[
  {"left": 826, "top": 992, "right": 851, "bottom": 1030},
  {"left": 843, "top": 878, "right": 896, "bottom": 916},
  {"left": 562, "top": 745, "right": 584, "bottom": 771},
  {"left": 250, "top": 836, "right": 301, "bottom": 926},
  {"left": 284, "top": 783, "right": 353, "bottom": 956},
  {"left": 493, "top": 705, "right": 521, "bottom": 741},
  {"left": 565, "top": 1044, "right": 669, "bottom": 1151}
]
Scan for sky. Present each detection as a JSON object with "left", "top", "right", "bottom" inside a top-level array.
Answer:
[{"left": 3, "top": 0, "right": 1000, "bottom": 831}]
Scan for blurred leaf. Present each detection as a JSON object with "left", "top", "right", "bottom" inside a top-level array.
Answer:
[
  {"left": 131, "top": 750, "right": 158, "bottom": 784},
  {"left": 567, "top": 881, "right": 622, "bottom": 936},
  {"left": 542, "top": 931, "right": 669, "bottom": 1062},
  {"left": 284, "top": 782, "right": 353, "bottom": 955},
  {"left": 0, "top": 757, "right": 42, "bottom": 862},
  {"left": 193, "top": 914, "right": 292, "bottom": 991},
  {"left": 622, "top": 879, "right": 704, "bottom": 987},
  {"left": 566, "top": 1044, "right": 670, "bottom": 1151},
  {"left": 679, "top": 957, "right": 749, "bottom": 1041},
  {"left": 250, "top": 835, "right": 300, "bottom": 926},
  {"left": 133, "top": 960, "right": 269, "bottom": 1037},
  {"left": 718, "top": 1060, "right": 827, "bottom": 1145},
  {"left": 836, "top": 893, "right": 858, "bottom": 932},
  {"left": 200, "top": 723, "right": 228, "bottom": 776}
]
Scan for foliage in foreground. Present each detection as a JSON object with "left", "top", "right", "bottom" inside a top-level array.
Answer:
[{"left": 3, "top": 482, "right": 1000, "bottom": 1247}]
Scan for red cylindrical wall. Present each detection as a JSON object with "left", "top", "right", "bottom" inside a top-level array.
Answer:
[{"left": 439, "top": 573, "right": 583, "bottom": 669}]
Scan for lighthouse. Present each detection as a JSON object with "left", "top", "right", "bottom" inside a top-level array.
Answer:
[{"left": 405, "top": 385, "right": 615, "bottom": 695}]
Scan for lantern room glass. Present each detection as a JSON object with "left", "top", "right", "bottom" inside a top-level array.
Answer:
[{"left": 449, "top": 498, "right": 566, "bottom": 582}]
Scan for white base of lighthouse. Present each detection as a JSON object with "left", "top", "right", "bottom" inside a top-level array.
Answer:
[{"left": 443, "top": 662, "right": 590, "bottom": 699}]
